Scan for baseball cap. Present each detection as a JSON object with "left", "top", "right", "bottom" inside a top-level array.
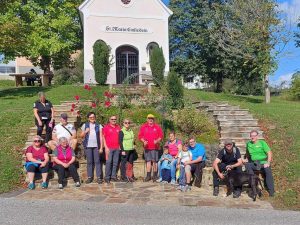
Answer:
[
  {"left": 61, "top": 113, "right": 68, "bottom": 120},
  {"left": 224, "top": 139, "right": 233, "bottom": 145},
  {"left": 147, "top": 114, "right": 155, "bottom": 119}
]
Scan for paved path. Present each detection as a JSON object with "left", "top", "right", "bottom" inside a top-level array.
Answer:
[{"left": 0, "top": 198, "right": 299, "bottom": 225}]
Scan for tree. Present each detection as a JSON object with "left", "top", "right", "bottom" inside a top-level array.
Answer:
[
  {"left": 0, "top": 0, "right": 82, "bottom": 73},
  {"left": 150, "top": 46, "right": 166, "bottom": 86},
  {"left": 93, "top": 40, "right": 111, "bottom": 85},
  {"left": 166, "top": 70, "right": 184, "bottom": 109},
  {"left": 295, "top": 20, "right": 300, "bottom": 47},
  {"left": 289, "top": 72, "right": 300, "bottom": 100}
]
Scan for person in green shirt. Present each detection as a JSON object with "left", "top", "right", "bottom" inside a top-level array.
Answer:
[{"left": 244, "top": 130, "right": 275, "bottom": 197}]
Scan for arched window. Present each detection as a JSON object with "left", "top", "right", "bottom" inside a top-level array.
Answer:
[{"left": 146, "top": 42, "right": 159, "bottom": 58}]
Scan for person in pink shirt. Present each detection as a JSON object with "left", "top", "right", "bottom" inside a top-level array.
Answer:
[
  {"left": 138, "top": 114, "right": 163, "bottom": 182},
  {"left": 103, "top": 115, "right": 121, "bottom": 183}
]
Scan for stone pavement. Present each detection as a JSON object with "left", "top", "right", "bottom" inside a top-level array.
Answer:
[{"left": 10, "top": 182, "right": 273, "bottom": 210}]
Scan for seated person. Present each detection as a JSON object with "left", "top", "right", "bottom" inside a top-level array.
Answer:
[
  {"left": 212, "top": 139, "right": 243, "bottom": 197},
  {"left": 177, "top": 142, "right": 192, "bottom": 191},
  {"left": 48, "top": 113, "right": 77, "bottom": 151},
  {"left": 52, "top": 137, "right": 81, "bottom": 189},
  {"left": 25, "top": 135, "right": 49, "bottom": 190},
  {"left": 244, "top": 130, "right": 275, "bottom": 197},
  {"left": 158, "top": 145, "right": 173, "bottom": 183},
  {"left": 185, "top": 137, "right": 206, "bottom": 189}
]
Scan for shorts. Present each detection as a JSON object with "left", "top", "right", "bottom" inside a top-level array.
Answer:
[
  {"left": 185, "top": 164, "right": 197, "bottom": 173},
  {"left": 26, "top": 163, "right": 49, "bottom": 173},
  {"left": 144, "top": 149, "right": 159, "bottom": 162}
]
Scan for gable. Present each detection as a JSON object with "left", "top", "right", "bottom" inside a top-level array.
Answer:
[{"left": 79, "top": 0, "right": 172, "bottom": 19}]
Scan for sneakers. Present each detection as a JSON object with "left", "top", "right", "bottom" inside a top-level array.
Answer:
[
  {"left": 152, "top": 175, "right": 158, "bottom": 182},
  {"left": 144, "top": 176, "right": 151, "bottom": 182},
  {"left": 213, "top": 186, "right": 219, "bottom": 196},
  {"left": 156, "top": 178, "right": 162, "bottom": 183},
  {"left": 183, "top": 185, "right": 191, "bottom": 192},
  {"left": 28, "top": 182, "right": 35, "bottom": 190},
  {"left": 111, "top": 177, "right": 119, "bottom": 182},
  {"left": 58, "top": 184, "right": 63, "bottom": 189},
  {"left": 161, "top": 181, "right": 168, "bottom": 184},
  {"left": 104, "top": 179, "right": 110, "bottom": 184},
  {"left": 97, "top": 178, "right": 103, "bottom": 184},
  {"left": 120, "top": 177, "right": 127, "bottom": 182},
  {"left": 75, "top": 182, "right": 81, "bottom": 187},
  {"left": 233, "top": 190, "right": 241, "bottom": 198},
  {"left": 41, "top": 182, "right": 48, "bottom": 189},
  {"left": 170, "top": 180, "right": 176, "bottom": 185},
  {"left": 85, "top": 177, "right": 93, "bottom": 184},
  {"left": 177, "top": 185, "right": 184, "bottom": 191}
]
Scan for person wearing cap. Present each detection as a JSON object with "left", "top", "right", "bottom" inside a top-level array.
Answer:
[
  {"left": 33, "top": 92, "right": 54, "bottom": 143},
  {"left": 138, "top": 114, "right": 163, "bottom": 182},
  {"left": 48, "top": 113, "right": 77, "bottom": 151},
  {"left": 25, "top": 135, "right": 50, "bottom": 190},
  {"left": 212, "top": 139, "right": 243, "bottom": 197}
]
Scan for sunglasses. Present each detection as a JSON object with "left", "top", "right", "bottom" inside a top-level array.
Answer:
[
  {"left": 34, "top": 140, "right": 41, "bottom": 143},
  {"left": 110, "top": 119, "right": 117, "bottom": 121},
  {"left": 89, "top": 116, "right": 95, "bottom": 119},
  {"left": 124, "top": 122, "right": 130, "bottom": 124}
]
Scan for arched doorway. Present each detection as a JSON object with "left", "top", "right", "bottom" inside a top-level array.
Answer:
[{"left": 116, "top": 45, "right": 139, "bottom": 84}]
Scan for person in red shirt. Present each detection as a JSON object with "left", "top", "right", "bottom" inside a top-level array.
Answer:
[
  {"left": 103, "top": 115, "right": 121, "bottom": 183},
  {"left": 138, "top": 114, "right": 163, "bottom": 182}
]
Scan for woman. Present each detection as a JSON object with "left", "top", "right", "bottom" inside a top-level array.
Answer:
[
  {"left": 25, "top": 135, "right": 49, "bottom": 190},
  {"left": 52, "top": 137, "right": 81, "bottom": 189},
  {"left": 80, "top": 112, "right": 103, "bottom": 184},
  {"left": 119, "top": 118, "right": 136, "bottom": 182},
  {"left": 33, "top": 92, "right": 54, "bottom": 143}
]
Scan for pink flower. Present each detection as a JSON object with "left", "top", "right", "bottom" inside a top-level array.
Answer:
[
  {"left": 74, "top": 95, "right": 80, "bottom": 101},
  {"left": 91, "top": 102, "right": 96, "bottom": 108},
  {"left": 104, "top": 101, "right": 111, "bottom": 108},
  {"left": 104, "top": 91, "right": 109, "bottom": 97},
  {"left": 71, "top": 103, "right": 76, "bottom": 109},
  {"left": 70, "top": 108, "right": 74, "bottom": 112},
  {"left": 84, "top": 84, "right": 90, "bottom": 90},
  {"left": 76, "top": 110, "right": 80, "bottom": 115}
]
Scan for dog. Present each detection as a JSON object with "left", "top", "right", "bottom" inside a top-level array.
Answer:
[{"left": 224, "top": 170, "right": 263, "bottom": 201}]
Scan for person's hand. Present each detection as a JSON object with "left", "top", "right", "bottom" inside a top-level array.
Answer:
[
  {"left": 99, "top": 148, "right": 103, "bottom": 154},
  {"left": 62, "top": 163, "right": 69, "bottom": 168},
  {"left": 184, "top": 161, "right": 189, "bottom": 166},
  {"left": 121, "top": 151, "right": 126, "bottom": 156},
  {"left": 242, "top": 158, "right": 248, "bottom": 164},
  {"left": 264, "top": 163, "right": 270, "bottom": 168},
  {"left": 40, "top": 161, "right": 46, "bottom": 167},
  {"left": 85, "top": 128, "right": 90, "bottom": 134},
  {"left": 143, "top": 140, "right": 148, "bottom": 147},
  {"left": 38, "top": 120, "right": 42, "bottom": 126},
  {"left": 226, "top": 165, "right": 232, "bottom": 171},
  {"left": 176, "top": 164, "right": 180, "bottom": 169},
  {"left": 218, "top": 173, "right": 225, "bottom": 180},
  {"left": 154, "top": 139, "right": 158, "bottom": 144}
]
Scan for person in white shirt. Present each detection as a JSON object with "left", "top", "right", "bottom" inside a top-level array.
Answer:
[
  {"left": 177, "top": 142, "right": 192, "bottom": 192},
  {"left": 48, "top": 113, "right": 77, "bottom": 151}
]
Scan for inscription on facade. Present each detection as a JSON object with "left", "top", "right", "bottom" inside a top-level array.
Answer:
[{"left": 103, "top": 26, "right": 151, "bottom": 34}]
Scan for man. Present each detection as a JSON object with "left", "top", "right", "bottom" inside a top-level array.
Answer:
[
  {"left": 138, "top": 114, "right": 163, "bottom": 182},
  {"left": 212, "top": 139, "right": 243, "bottom": 197},
  {"left": 103, "top": 115, "right": 121, "bottom": 183},
  {"left": 244, "top": 130, "right": 275, "bottom": 197},
  {"left": 48, "top": 113, "right": 77, "bottom": 151},
  {"left": 184, "top": 137, "right": 206, "bottom": 191}
]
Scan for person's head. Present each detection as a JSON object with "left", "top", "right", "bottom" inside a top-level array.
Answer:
[
  {"left": 147, "top": 114, "right": 155, "bottom": 125},
  {"left": 87, "top": 112, "right": 96, "bottom": 123},
  {"left": 163, "top": 145, "right": 169, "bottom": 154},
  {"left": 224, "top": 139, "right": 233, "bottom": 152},
  {"left": 123, "top": 118, "right": 131, "bottom": 129},
  {"left": 109, "top": 115, "right": 117, "bottom": 125},
  {"left": 250, "top": 130, "right": 259, "bottom": 143},
  {"left": 59, "top": 137, "right": 69, "bottom": 148},
  {"left": 183, "top": 141, "right": 189, "bottom": 152},
  {"left": 38, "top": 92, "right": 46, "bottom": 103},
  {"left": 169, "top": 131, "right": 176, "bottom": 141},
  {"left": 188, "top": 137, "right": 196, "bottom": 148},
  {"left": 32, "top": 135, "right": 43, "bottom": 147},
  {"left": 60, "top": 113, "right": 68, "bottom": 125}
]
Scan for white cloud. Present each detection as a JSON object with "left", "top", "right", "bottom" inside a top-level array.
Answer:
[
  {"left": 278, "top": 0, "right": 300, "bottom": 24},
  {"left": 270, "top": 72, "right": 293, "bottom": 87}
]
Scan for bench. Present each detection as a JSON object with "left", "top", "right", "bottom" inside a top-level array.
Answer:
[{"left": 9, "top": 73, "right": 52, "bottom": 87}]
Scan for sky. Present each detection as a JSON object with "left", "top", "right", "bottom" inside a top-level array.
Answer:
[{"left": 162, "top": 0, "right": 300, "bottom": 87}]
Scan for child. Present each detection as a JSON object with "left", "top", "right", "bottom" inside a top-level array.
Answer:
[
  {"left": 158, "top": 146, "right": 173, "bottom": 183},
  {"left": 177, "top": 142, "right": 193, "bottom": 191}
]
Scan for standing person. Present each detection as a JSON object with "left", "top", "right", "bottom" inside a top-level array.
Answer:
[
  {"left": 52, "top": 137, "right": 81, "bottom": 189},
  {"left": 138, "top": 114, "right": 163, "bottom": 182},
  {"left": 119, "top": 118, "right": 135, "bottom": 182},
  {"left": 33, "top": 92, "right": 54, "bottom": 143},
  {"left": 48, "top": 113, "right": 77, "bottom": 151},
  {"left": 244, "top": 130, "right": 275, "bottom": 197},
  {"left": 212, "top": 139, "right": 243, "bottom": 197},
  {"left": 80, "top": 112, "right": 103, "bottom": 184},
  {"left": 103, "top": 115, "right": 121, "bottom": 183},
  {"left": 157, "top": 132, "right": 182, "bottom": 184},
  {"left": 184, "top": 137, "right": 206, "bottom": 191},
  {"left": 25, "top": 135, "right": 49, "bottom": 190}
]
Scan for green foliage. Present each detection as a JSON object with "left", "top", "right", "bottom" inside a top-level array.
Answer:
[
  {"left": 288, "top": 72, "right": 300, "bottom": 101},
  {"left": 296, "top": 21, "right": 300, "bottom": 48},
  {"left": 150, "top": 46, "right": 166, "bottom": 86},
  {"left": 0, "top": 80, "right": 15, "bottom": 87},
  {"left": 93, "top": 40, "right": 111, "bottom": 85},
  {"left": 166, "top": 70, "right": 184, "bottom": 109}
]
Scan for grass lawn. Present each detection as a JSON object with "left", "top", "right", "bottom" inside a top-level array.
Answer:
[
  {"left": 0, "top": 84, "right": 107, "bottom": 193},
  {"left": 187, "top": 90, "right": 300, "bottom": 210}
]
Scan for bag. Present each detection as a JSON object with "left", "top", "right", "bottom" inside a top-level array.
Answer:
[{"left": 61, "top": 124, "right": 73, "bottom": 136}]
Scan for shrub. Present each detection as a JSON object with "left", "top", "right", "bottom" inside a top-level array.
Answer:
[
  {"left": 166, "top": 70, "right": 184, "bottom": 109},
  {"left": 150, "top": 46, "right": 165, "bottom": 86},
  {"left": 289, "top": 73, "right": 300, "bottom": 100},
  {"left": 93, "top": 40, "right": 111, "bottom": 85}
]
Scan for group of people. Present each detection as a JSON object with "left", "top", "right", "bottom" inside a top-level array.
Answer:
[{"left": 26, "top": 92, "right": 275, "bottom": 198}]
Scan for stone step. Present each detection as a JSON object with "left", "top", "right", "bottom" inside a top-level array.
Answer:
[
  {"left": 218, "top": 120, "right": 258, "bottom": 126},
  {"left": 219, "top": 137, "right": 264, "bottom": 145},
  {"left": 60, "top": 100, "right": 92, "bottom": 106},
  {"left": 220, "top": 131, "right": 263, "bottom": 139},
  {"left": 215, "top": 115, "right": 253, "bottom": 120},
  {"left": 207, "top": 106, "right": 240, "bottom": 111},
  {"left": 219, "top": 126, "right": 261, "bottom": 132},
  {"left": 54, "top": 110, "right": 79, "bottom": 116}
]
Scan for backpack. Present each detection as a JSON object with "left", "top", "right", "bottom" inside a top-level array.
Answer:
[{"left": 223, "top": 147, "right": 237, "bottom": 159}]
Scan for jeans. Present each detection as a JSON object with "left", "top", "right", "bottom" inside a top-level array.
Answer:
[
  {"left": 36, "top": 119, "right": 52, "bottom": 143},
  {"left": 85, "top": 147, "right": 102, "bottom": 178},
  {"left": 245, "top": 162, "right": 275, "bottom": 195},
  {"left": 105, "top": 149, "right": 120, "bottom": 180},
  {"left": 120, "top": 150, "right": 134, "bottom": 179},
  {"left": 53, "top": 164, "right": 80, "bottom": 184},
  {"left": 158, "top": 158, "right": 177, "bottom": 181}
]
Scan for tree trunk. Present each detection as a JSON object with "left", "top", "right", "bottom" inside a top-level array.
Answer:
[
  {"left": 40, "top": 55, "right": 51, "bottom": 74},
  {"left": 264, "top": 75, "right": 270, "bottom": 104},
  {"left": 215, "top": 73, "right": 223, "bottom": 93}
]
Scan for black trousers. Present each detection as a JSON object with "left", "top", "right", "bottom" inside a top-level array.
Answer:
[
  {"left": 213, "top": 163, "right": 242, "bottom": 187},
  {"left": 53, "top": 164, "right": 80, "bottom": 184},
  {"left": 120, "top": 150, "right": 134, "bottom": 179},
  {"left": 36, "top": 119, "right": 52, "bottom": 143}
]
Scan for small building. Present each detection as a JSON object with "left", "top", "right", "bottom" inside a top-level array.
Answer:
[{"left": 79, "top": 0, "right": 172, "bottom": 84}]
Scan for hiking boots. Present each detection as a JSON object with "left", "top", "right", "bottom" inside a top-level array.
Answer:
[
  {"left": 75, "top": 182, "right": 81, "bottom": 187},
  {"left": 144, "top": 176, "right": 151, "bottom": 182},
  {"left": 97, "top": 178, "right": 103, "bottom": 184},
  {"left": 85, "top": 177, "right": 93, "bottom": 184},
  {"left": 213, "top": 186, "right": 219, "bottom": 196}
]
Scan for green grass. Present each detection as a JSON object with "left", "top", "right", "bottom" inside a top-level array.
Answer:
[
  {"left": 0, "top": 83, "right": 107, "bottom": 193},
  {"left": 187, "top": 90, "right": 300, "bottom": 210}
]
